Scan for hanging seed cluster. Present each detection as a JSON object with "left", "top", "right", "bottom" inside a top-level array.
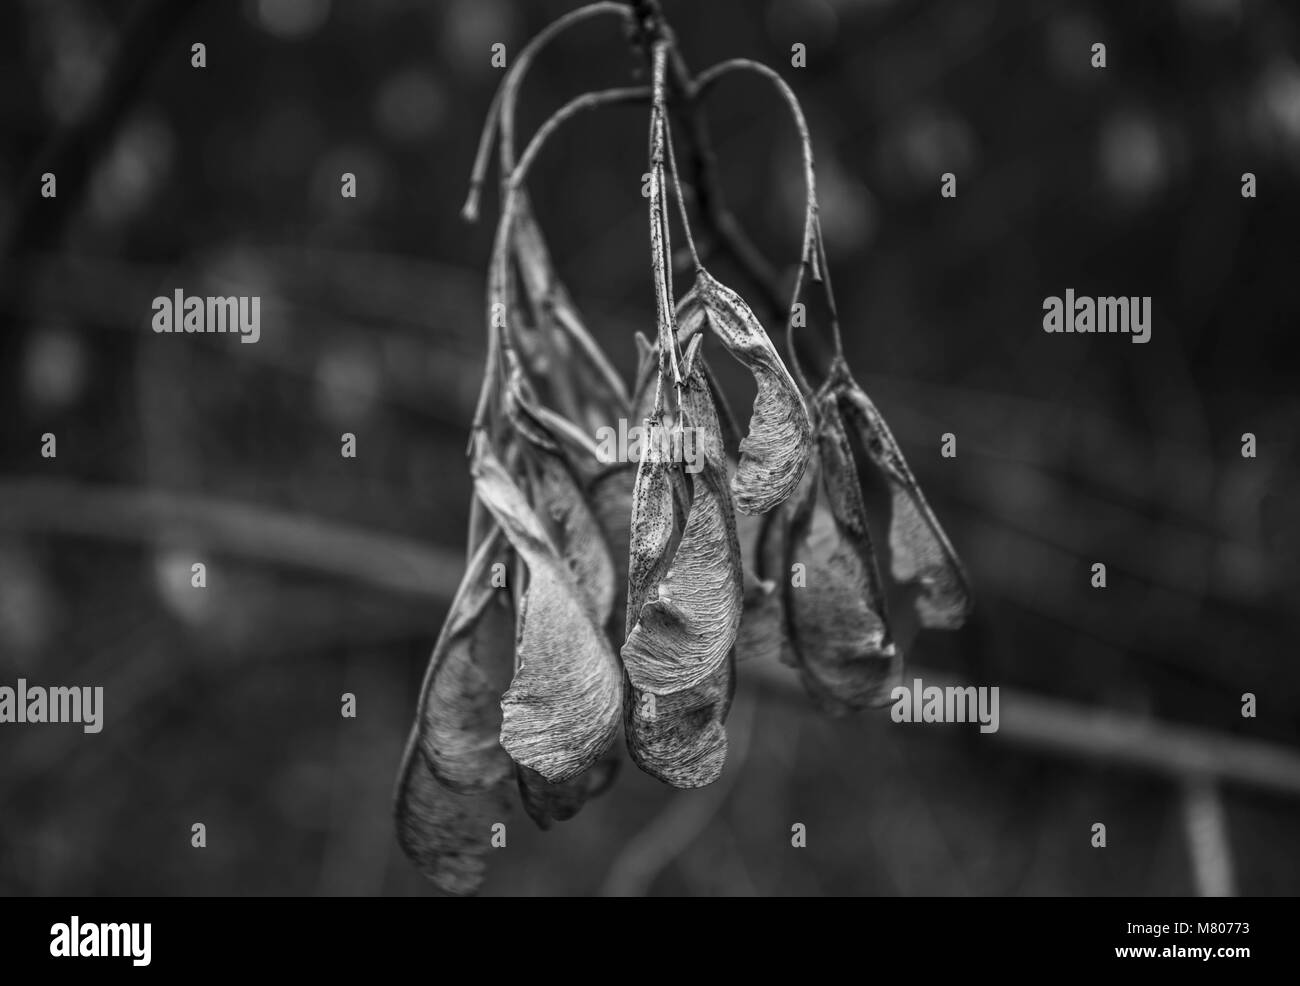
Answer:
[{"left": 395, "top": 4, "right": 973, "bottom": 896}]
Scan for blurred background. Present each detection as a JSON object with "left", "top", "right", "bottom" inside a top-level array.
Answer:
[{"left": 1, "top": 0, "right": 1298, "bottom": 896}]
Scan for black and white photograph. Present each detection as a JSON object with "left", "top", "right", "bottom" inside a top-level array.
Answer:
[{"left": 0, "top": 0, "right": 1295, "bottom": 958}]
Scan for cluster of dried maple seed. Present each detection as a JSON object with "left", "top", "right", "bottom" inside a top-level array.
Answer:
[{"left": 395, "top": 2, "right": 972, "bottom": 895}]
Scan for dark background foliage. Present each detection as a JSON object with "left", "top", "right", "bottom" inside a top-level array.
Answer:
[{"left": 1, "top": 0, "right": 1297, "bottom": 895}]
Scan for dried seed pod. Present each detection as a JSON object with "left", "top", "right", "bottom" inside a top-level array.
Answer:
[
  {"left": 784, "top": 396, "right": 900, "bottom": 714},
  {"left": 501, "top": 356, "right": 618, "bottom": 625},
  {"left": 672, "top": 294, "right": 743, "bottom": 454},
  {"left": 525, "top": 451, "right": 617, "bottom": 626},
  {"left": 394, "top": 525, "right": 516, "bottom": 895},
  {"left": 832, "top": 363, "right": 972, "bottom": 629},
  {"left": 471, "top": 436, "right": 622, "bottom": 784},
  {"left": 509, "top": 463, "right": 620, "bottom": 827},
  {"left": 393, "top": 733, "right": 514, "bottom": 897},
  {"left": 624, "top": 651, "right": 734, "bottom": 789},
  {"left": 511, "top": 193, "right": 630, "bottom": 431},
  {"left": 516, "top": 753, "right": 620, "bottom": 829},
  {"left": 621, "top": 364, "right": 742, "bottom": 696},
  {"left": 622, "top": 356, "right": 740, "bottom": 784},
  {"left": 681, "top": 270, "right": 812, "bottom": 515},
  {"left": 621, "top": 475, "right": 740, "bottom": 693},
  {"left": 415, "top": 528, "right": 516, "bottom": 793}
]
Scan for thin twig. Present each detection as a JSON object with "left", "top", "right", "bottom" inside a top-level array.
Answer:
[
  {"left": 662, "top": 111, "right": 701, "bottom": 270},
  {"left": 509, "top": 86, "right": 650, "bottom": 190},
  {"left": 663, "top": 47, "right": 786, "bottom": 322},
  {"left": 460, "top": 82, "right": 505, "bottom": 223},
  {"left": 694, "top": 60, "right": 819, "bottom": 277},
  {"left": 461, "top": 1, "right": 633, "bottom": 221},
  {"left": 694, "top": 58, "right": 835, "bottom": 387},
  {"left": 467, "top": 198, "right": 516, "bottom": 447}
]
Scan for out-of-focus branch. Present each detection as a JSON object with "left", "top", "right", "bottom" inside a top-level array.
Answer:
[
  {"left": 1180, "top": 777, "right": 1236, "bottom": 897},
  {"left": 0, "top": 479, "right": 463, "bottom": 602}
]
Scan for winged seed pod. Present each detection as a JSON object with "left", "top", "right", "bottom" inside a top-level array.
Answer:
[
  {"left": 503, "top": 363, "right": 619, "bottom": 626},
  {"left": 498, "top": 406, "right": 622, "bottom": 825},
  {"left": 525, "top": 450, "right": 617, "bottom": 625},
  {"left": 678, "top": 270, "right": 812, "bottom": 515},
  {"left": 621, "top": 337, "right": 743, "bottom": 689},
  {"left": 471, "top": 436, "right": 622, "bottom": 783},
  {"left": 634, "top": 335, "right": 784, "bottom": 669},
  {"left": 395, "top": 2, "right": 975, "bottom": 893},
  {"left": 394, "top": 733, "right": 515, "bottom": 896},
  {"left": 623, "top": 348, "right": 741, "bottom": 784},
  {"left": 393, "top": 526, "right": 519, "bottom": 896},
  {"left": 414, "top": 528, "right": 516, "bottom": 793},
  {"left": 620, "top": 441, "right": 742, "bottom": 694},
  {"left": 624, "top": 650, "right": 735, "bottom": 788},
  {"left": 510, "top": 192, "right": 630, "bottom": 434},
  {"left": 782, "top": 394, "right": 900, "bottom": 714},
  {"left": 509, "top": 515, "right": 620, "bottom": 828},
  {"left": 517, "top": 751, "right": 621, "bottom": 829},
  {"left": 830, "top": 360, "right": 973, "bottom": 630}
]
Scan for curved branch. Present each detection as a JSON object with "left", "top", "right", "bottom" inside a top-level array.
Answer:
[
  {"left": 509, "top": 86, "right": 651, "bottom": 190},
  {"left": 461, "top": 1, "right": 633, "bottom": 221},
  {"left": 694, "top": 58, "right": 841, "bottom": 386},
  {"left": 694, "top": 59, "right": 818, "bottom": 271}
]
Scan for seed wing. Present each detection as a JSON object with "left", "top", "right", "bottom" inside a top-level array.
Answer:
[
  {"left": 415, "top": 528, "right": 516, "bottom": 793},
  {"left": 785, "top": 400, "right": 900, "bottom": 714},
  {"left": 836, "top": 373, "right": 972, "bottom": 629},
  {"left": 393, "top": 732, "right": 514, "bottom": 897},
  {"left": 687, "top": 270, "right": 812, "bottom": 515},
  {"left": 471, "top": 438, "right": 623, "bottom": 783}
]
